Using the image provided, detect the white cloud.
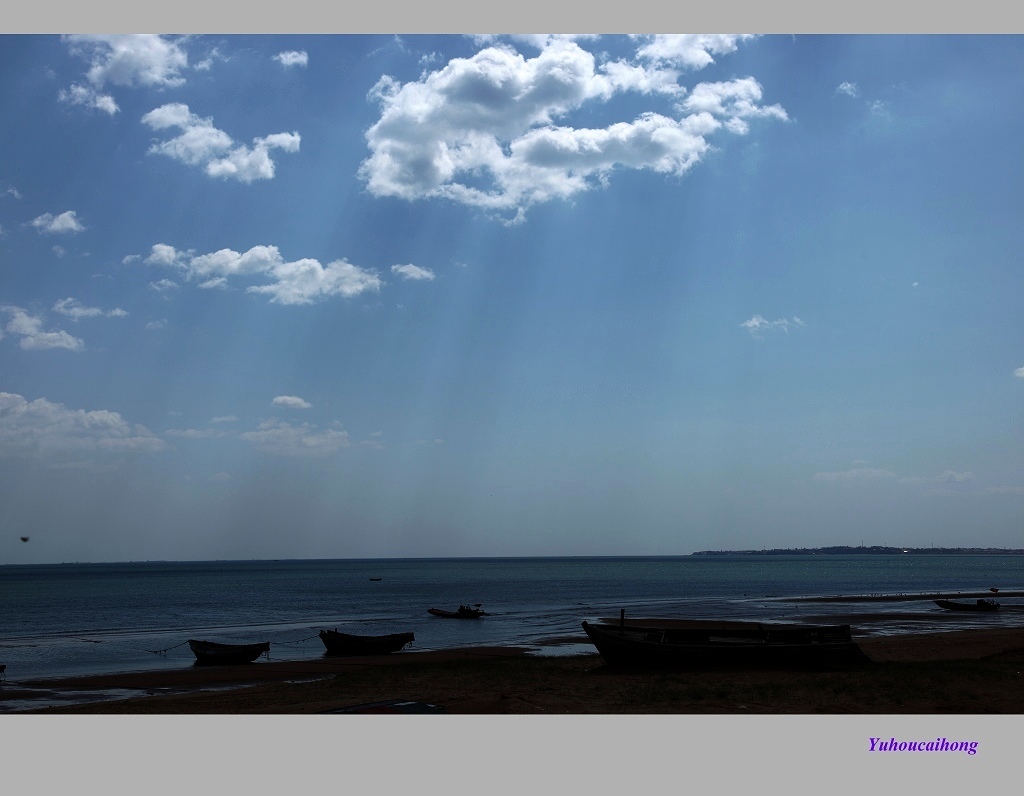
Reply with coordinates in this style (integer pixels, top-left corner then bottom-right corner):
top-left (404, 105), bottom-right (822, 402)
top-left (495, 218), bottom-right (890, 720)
top-left (142, 103), bottom-right (300, 182)
top-left (165, 427), bottom-right (225, 439)
top-left (836, 81), bottom-right (859, 97)
top-left (813, 468), bottom-right (897, 482)
top-left (211, 415), bottom-right (238, 424)
top-left (633, 34), bottom-right (757, 69)
top-left (272, 395), bottom-right (312, 409)
top-left (1, 306), bottom-right (84, 351)
top-left (0, 391), bottom-right (166, 456)
top-left (141, 243), bottom-right (382, 305)
top-left (240, 419), bottom-right (349, 456)
top-left (391, 263), bottom-right (436, 281)
top-left (148, 278), bottom-right (180, 293)
top-left (1014, 367), bottom-right (1024, 378)
top-left (740, 314), bottom-right (805, 337)
top-left (936, 470), bottom-right (975, 484)
top-left (145, 319), bottom-right (168, 330)
top-left (274, 50), bottom-right (309, 68)
top-left (58, 83), bottom-right (119, 114)
top-left (63, 34), bottom-right (188, 89)
top-left (31, 211), bottom-right (85, 234)
top-left (4, 186), bottom-right (22, 199)
top-left (52, 297), bottom-right (128, 321)
top-left (360, 36), bottom-right (784, 222)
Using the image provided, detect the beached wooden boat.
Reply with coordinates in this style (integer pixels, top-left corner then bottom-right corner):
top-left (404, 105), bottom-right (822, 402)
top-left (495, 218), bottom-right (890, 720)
top-left (319, 628), bottom-right (414, 656)
top-left (581, 620), bottom-right (868, 669)
top-left (934, 598), bottom-right (1000, 612)
top-left (428, 605), bottom-right (486, 619)
top-left (188, 639), bottom-right (270, 665)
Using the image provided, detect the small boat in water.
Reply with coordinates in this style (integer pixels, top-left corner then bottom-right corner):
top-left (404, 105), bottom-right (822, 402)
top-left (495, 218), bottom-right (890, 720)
top-left (581, 620), bottom-right (868, 670)
top-left (188, 639), bottom-right (271, 665)
top-left (934, 598), bottom-right (1000, 612)
top-left (428, 605), bottom-right (486, 619)
top-left (319, 628), bottom-right (414, 656)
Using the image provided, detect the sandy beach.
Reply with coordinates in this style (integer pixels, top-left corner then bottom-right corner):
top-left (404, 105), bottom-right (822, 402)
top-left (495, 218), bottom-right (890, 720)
top-left (5, 622), bottom-right (1023, 714)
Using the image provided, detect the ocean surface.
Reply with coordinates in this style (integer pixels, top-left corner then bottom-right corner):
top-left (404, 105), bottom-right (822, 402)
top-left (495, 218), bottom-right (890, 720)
top-left (2, 555), bottom-right (1023, 710)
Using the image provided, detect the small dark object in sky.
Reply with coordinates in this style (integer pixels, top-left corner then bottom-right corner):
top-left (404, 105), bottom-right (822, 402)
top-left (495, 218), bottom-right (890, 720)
top-left (20, 536), bottom-right (29, 542)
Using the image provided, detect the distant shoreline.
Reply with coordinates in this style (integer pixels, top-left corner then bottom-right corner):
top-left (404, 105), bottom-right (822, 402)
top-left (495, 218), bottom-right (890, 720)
top-left (691, 546), bottom-right (1024, 556)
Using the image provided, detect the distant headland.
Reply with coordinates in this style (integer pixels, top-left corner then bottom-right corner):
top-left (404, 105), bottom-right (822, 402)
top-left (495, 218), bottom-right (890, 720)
top-left (691, 545), bottom-right (1024, 556)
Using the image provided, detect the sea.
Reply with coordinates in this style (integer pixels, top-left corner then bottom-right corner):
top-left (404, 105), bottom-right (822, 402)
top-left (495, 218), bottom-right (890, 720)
top-left (2, 554), bottom-right (1023, 711)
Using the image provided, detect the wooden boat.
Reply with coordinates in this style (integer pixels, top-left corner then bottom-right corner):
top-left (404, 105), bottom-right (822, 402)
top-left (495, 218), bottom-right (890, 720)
top-left (934, 598), bottom-right (1000, 612)
top-left (428, 605), bottom-right (486, 619)
top-left (581, 620), bottom-right (869, 669)
top-left (319, 628), bottom-right (414, 656)
top-left (188, 639), bottom-right (270, 665)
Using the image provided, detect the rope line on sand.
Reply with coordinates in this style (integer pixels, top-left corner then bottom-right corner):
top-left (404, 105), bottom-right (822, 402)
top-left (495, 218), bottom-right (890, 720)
top-left (147, 639), bottom-right (191, 655)
top-left (272, 634), bottom-right (321, 646)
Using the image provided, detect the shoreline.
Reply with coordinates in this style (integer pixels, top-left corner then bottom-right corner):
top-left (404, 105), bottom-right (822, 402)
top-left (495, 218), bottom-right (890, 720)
top-left (5, 622), bottom-right (1024, 714)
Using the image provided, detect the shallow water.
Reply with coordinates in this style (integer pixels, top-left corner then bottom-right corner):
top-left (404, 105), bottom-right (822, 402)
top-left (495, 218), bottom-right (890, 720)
top-left (2, 555), bottom-right (1022, 699)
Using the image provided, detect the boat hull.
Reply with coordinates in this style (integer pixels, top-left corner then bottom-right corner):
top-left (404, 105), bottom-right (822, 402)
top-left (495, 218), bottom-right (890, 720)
top-left (934, 599), bottom-right (1000, 612)
top-left (581, 621), bottom-right (869, 670)
top-left (188, 640), bottom-right (270, 666)
top-left (319, 629), bottom-right (414, 656)
top-left (427, 607), bottom-right (485, 618)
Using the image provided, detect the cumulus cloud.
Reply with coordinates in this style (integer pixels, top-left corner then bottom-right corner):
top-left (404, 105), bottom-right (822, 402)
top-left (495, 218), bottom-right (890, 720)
top-left (63, 34), bottom-right (188, 89)
top-left (210, 415), bottom-right (238, 424)
top-left (52, 297), bottom-right (128, 321)
top-left (240, 419), bottom-right (349, 456)
top-left (1, 306), bottom-right (84, 351)
top-left (360, 36), bottom-right (785, 222)
top-left (1014, 367), bottom-right (1024, 378)
top-left (391, 263), bottom-right (436, 281)
top-left (836, 81), bottom-right (859, 97)
top-left (58, 83), bottom-right (119, 114)
top-left (0, 391), bottom-right (166, 456)
top-left (274, 50), bottom-right (308, 68)
top-left (740, 315), bottom-right (805, 337)
top-left (272, 395), bottom-right (312, 409)
top-left (31, 211), bottom-right (85, 234)
top-left (142, 103), bottom-right (300, 182)
top-left (141, 243), bottom-right (382, 305)
top-left (633, 34), bottom-right (756, 68)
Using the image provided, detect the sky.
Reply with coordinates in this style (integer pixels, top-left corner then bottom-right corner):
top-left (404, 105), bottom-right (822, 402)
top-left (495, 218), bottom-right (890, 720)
top-left (1, 33), bottom-right (1023, 564)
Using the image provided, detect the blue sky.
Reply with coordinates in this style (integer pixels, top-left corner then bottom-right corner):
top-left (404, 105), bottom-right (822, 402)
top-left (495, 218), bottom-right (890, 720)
top-left (1, 34), bottom-right (1023, 563)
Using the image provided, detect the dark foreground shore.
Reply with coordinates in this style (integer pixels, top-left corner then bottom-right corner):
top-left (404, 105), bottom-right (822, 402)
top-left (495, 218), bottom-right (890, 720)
top-left (7, 623), bottom-right (1024, 714)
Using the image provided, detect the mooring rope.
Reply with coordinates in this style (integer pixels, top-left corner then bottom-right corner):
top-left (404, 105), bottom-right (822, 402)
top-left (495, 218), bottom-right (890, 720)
top-left (272, 633), bottom-right (321, 646)
top-left (147, 639), bottom-right (191, 655)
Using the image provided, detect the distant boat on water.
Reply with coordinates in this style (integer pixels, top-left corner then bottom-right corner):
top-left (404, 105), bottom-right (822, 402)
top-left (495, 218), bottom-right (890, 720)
top-left (188, 639), bottom-right (270, 665)
top-left (428, 605), bottom-right (486, 619)
top-left (369, 577), bottom-right (382, 581)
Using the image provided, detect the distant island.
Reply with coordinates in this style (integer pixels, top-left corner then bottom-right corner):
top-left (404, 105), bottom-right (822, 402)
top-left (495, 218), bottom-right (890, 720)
top-left (691, 545), bottom-right (1024, 556)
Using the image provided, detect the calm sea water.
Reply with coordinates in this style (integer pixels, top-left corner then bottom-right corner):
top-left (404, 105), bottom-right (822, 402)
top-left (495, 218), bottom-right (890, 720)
top-left (2, 555), bottom-right (1023, 696)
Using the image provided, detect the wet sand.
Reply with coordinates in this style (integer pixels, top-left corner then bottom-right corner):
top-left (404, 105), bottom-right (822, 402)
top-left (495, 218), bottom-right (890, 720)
top-left (5, 622), bottom-right (1024, 714)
